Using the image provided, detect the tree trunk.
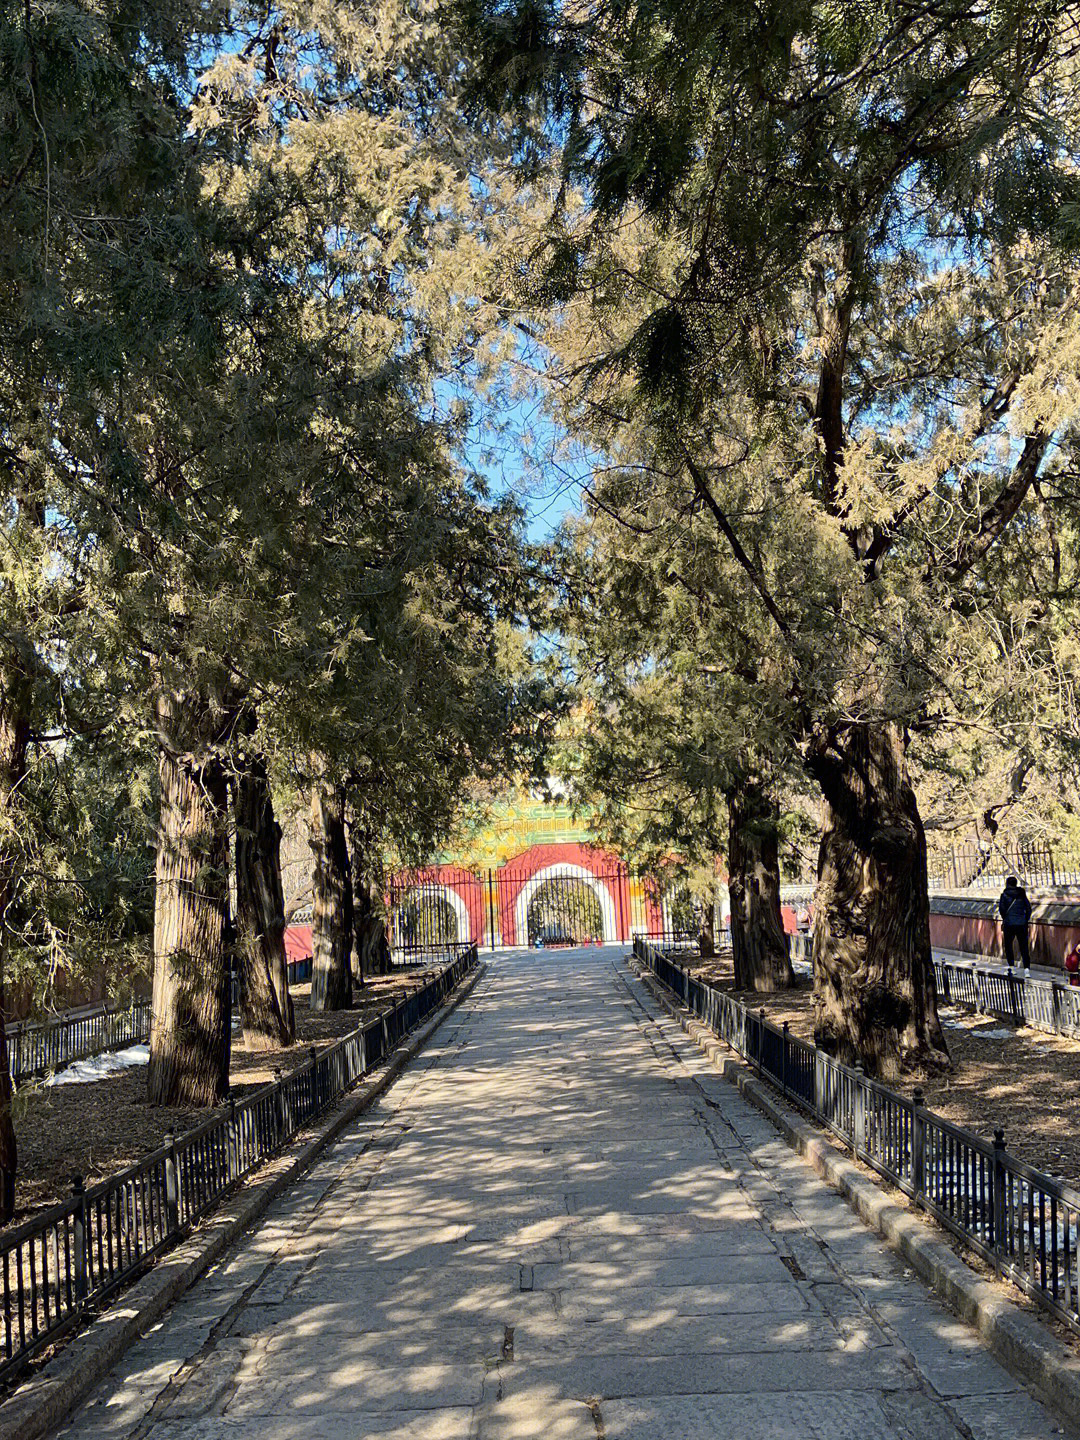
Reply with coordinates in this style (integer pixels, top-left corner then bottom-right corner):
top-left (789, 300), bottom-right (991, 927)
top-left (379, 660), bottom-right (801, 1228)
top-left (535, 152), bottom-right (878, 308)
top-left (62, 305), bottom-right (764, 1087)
top-left (350, 826), bottom-right (392, 985)
top-left (147, 696), bottom-right (232, 1107)
top-left (806, 720), bottom-right (950, 1080)
top-left (696, 896), bottom-right (716, 957)
top-left (309, 782), bottom-right (352, 1011)
top-left (728, 785), bottom-right (793, 992)
top-left (0, 667), bottom-right (30, 1221)
top-left (234, 753), bottom-right (293, 1048)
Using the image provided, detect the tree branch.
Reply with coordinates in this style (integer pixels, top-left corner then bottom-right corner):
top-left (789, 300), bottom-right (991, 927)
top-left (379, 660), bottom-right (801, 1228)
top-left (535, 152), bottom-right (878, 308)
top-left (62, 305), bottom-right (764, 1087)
top-left (680, 451), bottom-right (794, 646)
top-left (944, 430), bottom-right (1049, 583)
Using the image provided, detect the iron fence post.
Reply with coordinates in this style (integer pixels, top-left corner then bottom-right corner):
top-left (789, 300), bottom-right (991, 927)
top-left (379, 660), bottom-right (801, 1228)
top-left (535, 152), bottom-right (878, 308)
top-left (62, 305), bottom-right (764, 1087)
top-left (757, 1009), bottom-right (766, 1074)
top-left (993, 1129), bottom-right (1007, 1259)
top-left (912, 1087), bottom-right (925, 1199)
top-left (228, 1097), bottom-right (239, 1182)
top-left (72, 1175), bottom-right (88, 1303)
top-left (781, 1022), bottom-right (789, 1095)
top-left (853, 1065), bottom-right (867, 1160)
top-left (164, 1133), bottom-right (179, 1234)
top-left (273, 1067), bottom-right (285, 1144)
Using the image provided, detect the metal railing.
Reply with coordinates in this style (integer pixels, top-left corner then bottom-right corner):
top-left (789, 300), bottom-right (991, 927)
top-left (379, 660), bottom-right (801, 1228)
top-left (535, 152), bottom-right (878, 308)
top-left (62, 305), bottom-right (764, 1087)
top-left (928, 840), bottom-right (1080, 892)
top-left (6, 1002), bottom-right (152, 1088)
top-left (634, 937), bottom-right (1080, 1334)
top-left (10, 961), bottom-right (319, 1087)
top-left (934, 956), bottom-right (1080, 1038)
top-left (0, 945), bottom-right (477, 1382)
top-left (635, 928), bottom-right (734, 955)
top-left (389, 940), bottom-right (478, 968)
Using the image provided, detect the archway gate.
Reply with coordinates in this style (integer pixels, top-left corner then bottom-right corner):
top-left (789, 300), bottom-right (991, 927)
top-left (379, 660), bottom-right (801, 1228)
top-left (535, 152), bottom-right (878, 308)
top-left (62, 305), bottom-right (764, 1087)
top-left (387, 843), bottom-right (668, 954)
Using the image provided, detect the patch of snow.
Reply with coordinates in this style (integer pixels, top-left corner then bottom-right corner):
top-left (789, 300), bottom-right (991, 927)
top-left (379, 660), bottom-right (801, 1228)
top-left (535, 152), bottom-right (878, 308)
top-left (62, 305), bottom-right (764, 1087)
top-left (940, 1020), bottom-right (1016, 1038)
top-left (44, 1044), bottom-right (149, 1086)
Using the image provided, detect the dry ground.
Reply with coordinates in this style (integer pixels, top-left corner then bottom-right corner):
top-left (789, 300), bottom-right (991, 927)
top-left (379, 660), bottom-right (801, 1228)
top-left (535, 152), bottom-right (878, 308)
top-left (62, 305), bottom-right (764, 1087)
top-left (15, 968), bottom-right (440, 1224)
top-left (683, 952), bottom-right (1080, 1186)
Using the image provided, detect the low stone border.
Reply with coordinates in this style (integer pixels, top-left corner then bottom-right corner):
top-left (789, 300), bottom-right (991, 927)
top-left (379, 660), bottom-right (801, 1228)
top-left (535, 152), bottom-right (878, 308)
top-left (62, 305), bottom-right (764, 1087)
top-left (0, 961), bottom-right (486, 1440)
top-left (628, 955), bottom-right (1080, 1431)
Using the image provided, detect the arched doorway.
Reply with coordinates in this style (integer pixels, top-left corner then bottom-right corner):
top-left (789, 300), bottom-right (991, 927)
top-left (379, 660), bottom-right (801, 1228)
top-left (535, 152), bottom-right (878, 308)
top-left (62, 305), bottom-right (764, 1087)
top-left (392, 885), bottom-right (469, 952)
top-left (514, 864), bottom-right (618, 946)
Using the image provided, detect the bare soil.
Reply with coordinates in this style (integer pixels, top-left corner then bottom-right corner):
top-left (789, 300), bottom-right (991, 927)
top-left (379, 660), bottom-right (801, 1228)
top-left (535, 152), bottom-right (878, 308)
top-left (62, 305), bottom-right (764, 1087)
top-left (682, 952), bottom-right (1080, 1186)
top-left (15, 969), bottom-right (441, 1224)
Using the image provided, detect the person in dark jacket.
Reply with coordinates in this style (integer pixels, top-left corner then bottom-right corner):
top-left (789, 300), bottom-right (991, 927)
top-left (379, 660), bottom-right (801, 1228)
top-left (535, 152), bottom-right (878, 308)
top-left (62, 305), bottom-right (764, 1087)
top-left (998, 877), bottom-right (1033, 972)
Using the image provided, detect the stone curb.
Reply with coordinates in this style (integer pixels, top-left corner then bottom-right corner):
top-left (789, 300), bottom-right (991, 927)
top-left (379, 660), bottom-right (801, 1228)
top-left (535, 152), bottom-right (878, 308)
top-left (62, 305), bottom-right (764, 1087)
top-left (628, 956), bottom-right (1080, 1431)
top-left (0, 961), bottom-right (487, 1440)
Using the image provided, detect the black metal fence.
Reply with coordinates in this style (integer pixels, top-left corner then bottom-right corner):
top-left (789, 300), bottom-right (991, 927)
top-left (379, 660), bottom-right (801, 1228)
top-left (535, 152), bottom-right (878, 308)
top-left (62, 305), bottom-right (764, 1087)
top-left (386, 863), bottom-right (674, 954)
top-left (935, 956), bottom-right (1080, 1038)
top-left (0, 946), bottom-right (477, 1382)
top-left (286, 957), bottom-right (312, 985)
top-left (386, 940), bottom-right (477, 969)
top-left (635, 937), bottom-right (1080, 1334)
top-left (6, 1001), bottom-right (152, 1088)
top-left (929, 841), bottom-right (1080, 892)
top-left (636, 928), bottom-right (734, 955)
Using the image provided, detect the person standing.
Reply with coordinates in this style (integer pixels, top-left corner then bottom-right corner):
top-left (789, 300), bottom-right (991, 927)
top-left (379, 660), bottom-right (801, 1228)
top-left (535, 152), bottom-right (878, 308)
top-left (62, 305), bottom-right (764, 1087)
top-left (998, 876), bottom-right (1033, 973)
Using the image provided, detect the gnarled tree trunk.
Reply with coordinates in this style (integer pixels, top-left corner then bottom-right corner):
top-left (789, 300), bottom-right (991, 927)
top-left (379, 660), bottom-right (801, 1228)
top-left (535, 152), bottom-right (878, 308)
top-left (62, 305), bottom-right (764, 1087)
top-left (695, 894), bottom-right (716, 957)
top-left (309, 782), bottom-right (352, 1011)
top-left (350, 826), bottom-right (391, 984)
top-left (234, 753), bottom-right (293, 1048)
top-left (0, 666), bottom-right (31, 1221)
top-left (728, 784), bottom-right (793, 992)
top-left (806, 720), bottom-right (949, 1080)
top-left (147, 695), bottom-right (231, 1107)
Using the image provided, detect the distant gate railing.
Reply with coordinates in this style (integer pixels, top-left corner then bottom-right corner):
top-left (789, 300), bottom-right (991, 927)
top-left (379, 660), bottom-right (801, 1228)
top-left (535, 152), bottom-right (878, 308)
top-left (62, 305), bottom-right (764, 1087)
top-left (6, 1001), bottom-right (152, 1088)
top-left (928, 840), bottom-right (1080, 891)
top-left (934, 956), bottom-right (1080, 1038)
top-left (0, 946), bottom-right (477, 1382)
top-left (387, 863), bottom-right (710, 953)
top-left (634, 937), bottom-right (1080, 1335)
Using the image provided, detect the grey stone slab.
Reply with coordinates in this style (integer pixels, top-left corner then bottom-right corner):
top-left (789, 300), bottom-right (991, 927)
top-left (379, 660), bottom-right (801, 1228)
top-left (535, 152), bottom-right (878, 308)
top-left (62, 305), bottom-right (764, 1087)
top-left (563, 1225), bottom-right (776, 1261)
top-left (601, 1390), bottom-right (965, 1440)
top-left (477, 1395), bottom-right (597, 1438)
top-left (871, 1300), bottom-right (1030, 1397)
top-left (497, 1348), bottom-right (910, 1399)
top-left (54, 1384), bottom-right (162, 1440)
top-left (262, 1322), bottom-right (508, 1367)
top-left (513, 1309), bottom-right (883, 1358)
top-left (555, 1281), bottom-right (811, 1319)
top-left (223, 1362), bottom-right (486, 1415)
top-left (150, 1412), bottom-right (476, 1439)
top-left (950, 1392), bottom-right (1070, 1439)
top-left (531, 1253), bottom-right (791, 1290)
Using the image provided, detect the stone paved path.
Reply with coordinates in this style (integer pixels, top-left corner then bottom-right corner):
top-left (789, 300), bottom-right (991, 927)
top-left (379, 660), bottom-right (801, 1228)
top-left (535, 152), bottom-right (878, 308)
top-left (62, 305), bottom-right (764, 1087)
top-left (58, 947), bottom-right (1071, 1440)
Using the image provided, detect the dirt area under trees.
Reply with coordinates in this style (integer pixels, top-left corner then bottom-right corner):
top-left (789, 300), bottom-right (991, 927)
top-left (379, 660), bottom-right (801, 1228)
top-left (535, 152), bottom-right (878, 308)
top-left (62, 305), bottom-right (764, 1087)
top-left (14, 968), bottom-right (442, 1224)
top-left (682, 953), bottom-right (1080, 1186)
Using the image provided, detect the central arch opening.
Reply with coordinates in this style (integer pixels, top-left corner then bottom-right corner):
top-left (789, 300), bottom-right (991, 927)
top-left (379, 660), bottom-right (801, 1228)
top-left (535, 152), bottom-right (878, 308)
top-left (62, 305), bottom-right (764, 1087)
top-left (527, 876), bottom-right (604, 946)
top-left (395, 889), bottom-right (460, 950)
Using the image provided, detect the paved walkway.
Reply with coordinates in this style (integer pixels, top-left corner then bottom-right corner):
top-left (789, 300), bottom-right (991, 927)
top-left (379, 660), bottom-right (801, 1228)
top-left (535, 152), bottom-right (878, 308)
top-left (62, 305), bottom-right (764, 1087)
top-left (59, 948), bottom-right (1069, 1440)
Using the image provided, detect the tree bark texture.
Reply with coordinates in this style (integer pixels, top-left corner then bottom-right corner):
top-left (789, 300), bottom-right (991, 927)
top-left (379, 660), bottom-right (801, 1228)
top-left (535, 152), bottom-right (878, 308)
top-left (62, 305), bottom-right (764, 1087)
top-left (728, 785), bottom-right (793, 993)
top-left (147, 697), bottom-right (232, 1107)
top-left (806, 720), bottom-right (949, 1080)
top-left (309, 783), bottom-right (353, 1011)
top-left (349, 828), bottom-right (391, 983)
top-left (234, 755), bottom-right (293, 1048)
top-left (0, 665), bottom-right (30, 1221)
top-left (696, 896), bottom-right (716, 958)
